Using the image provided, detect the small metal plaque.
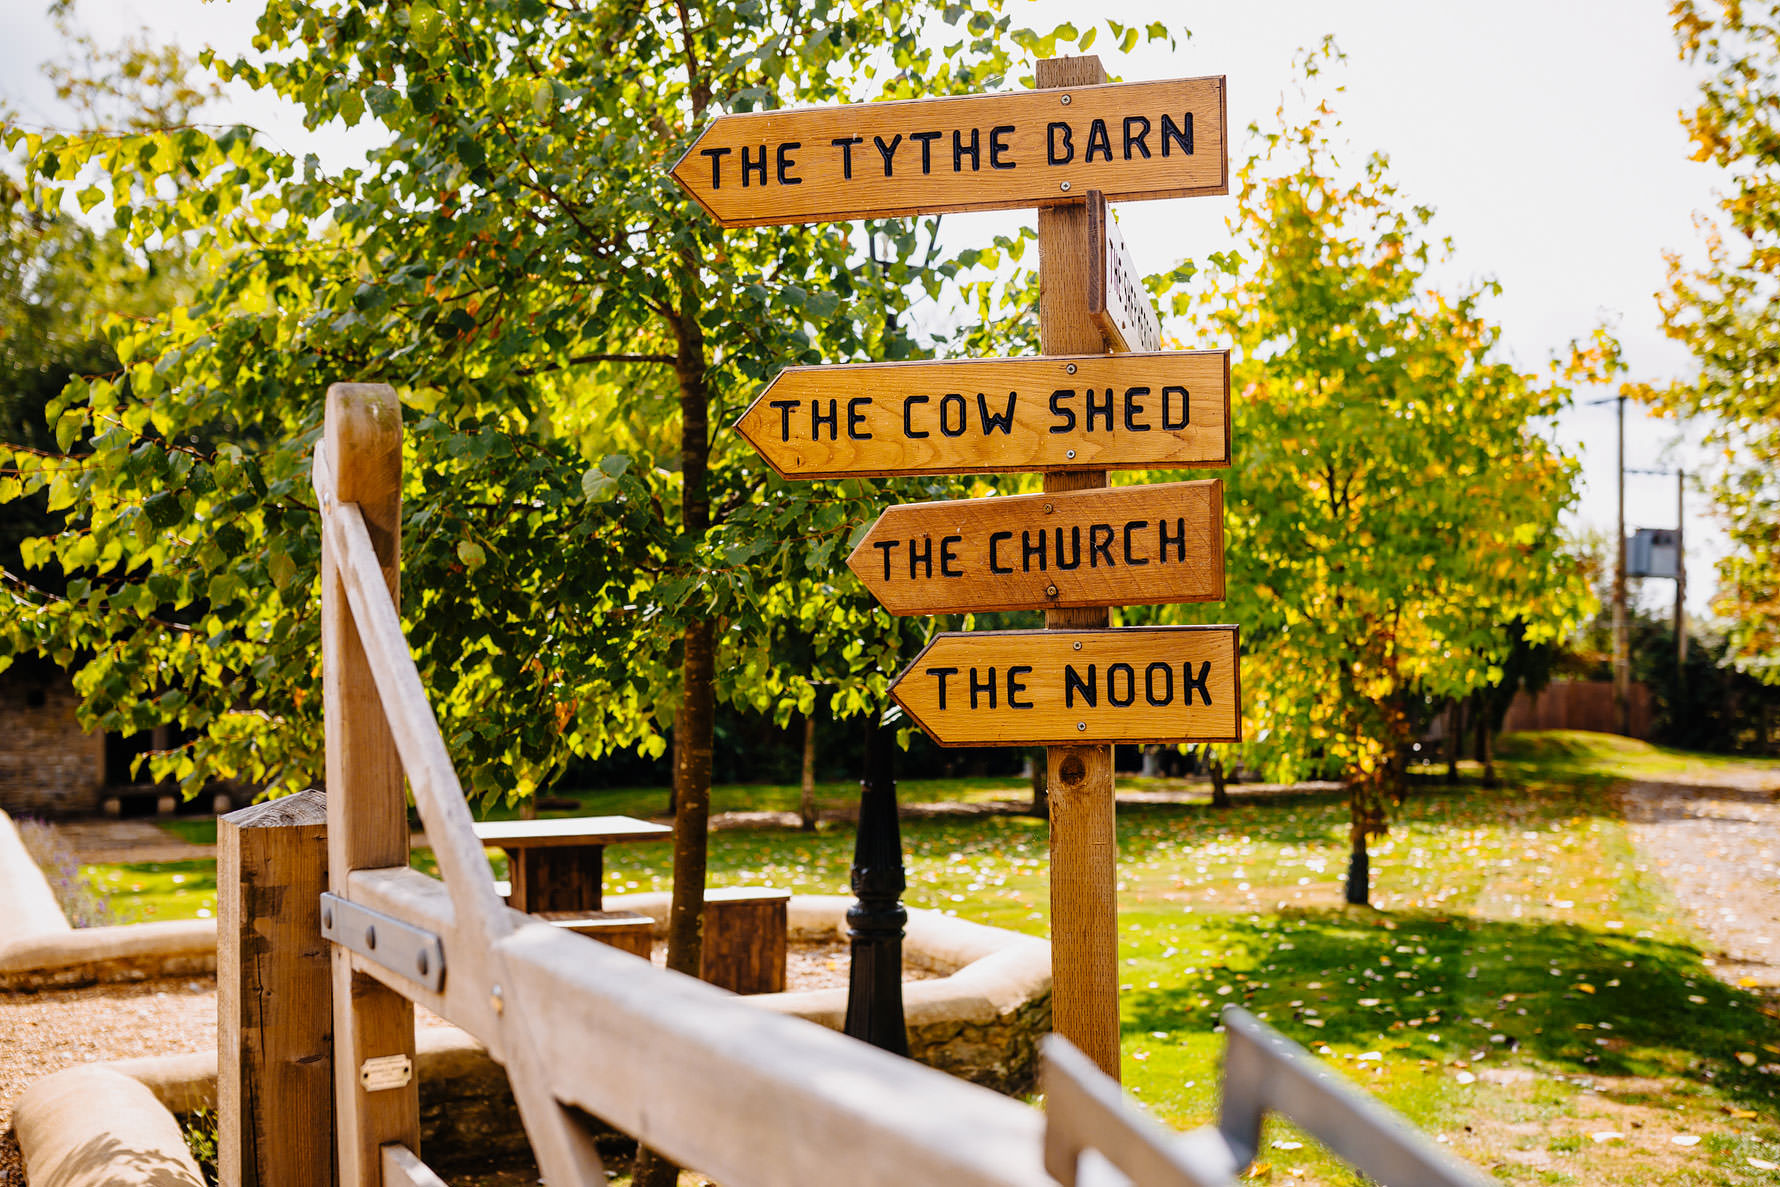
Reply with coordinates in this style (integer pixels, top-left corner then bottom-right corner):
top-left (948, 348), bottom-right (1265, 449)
top-left (320, 891), bottom-right (446, 992)
top-left (360, 1054), bottom-right (413, 1092)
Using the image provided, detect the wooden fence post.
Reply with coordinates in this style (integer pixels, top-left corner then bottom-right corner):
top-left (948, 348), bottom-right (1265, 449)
top-left (1036, 53), bottom-right (1122, 1082)
top-left (217, 789), bottom-right (333, 1187)
top-left (322, 381), bottom-right (421, 1184)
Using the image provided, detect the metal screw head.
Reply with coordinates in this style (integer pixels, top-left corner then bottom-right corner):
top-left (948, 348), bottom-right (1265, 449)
top-left (1060, 181), bottom-right (1072, 192)
top-left (1065, 363), bottom-right (1077, 375)
top-left (1066, 449), bottom-right (1077, 460)
top-left (1046, 584), bottom-right (1059, 598)
top-left (1060, 94), bottom-right (1072, 105)
top-left (1043, 502), bottom-right (1054, 514)
top-left (1073, 641), bottom-right (1083, 651)
top-left (490, 984), bottom-right (505, 1016)
top-left (364, 925), bottom-right (377, 950)
top-left (1077, 722), bottom-right (1087, 731)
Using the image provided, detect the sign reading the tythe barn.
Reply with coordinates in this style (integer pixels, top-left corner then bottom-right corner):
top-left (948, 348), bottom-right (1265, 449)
top-left (848, 480), bottom-right (1223, 615)
top-left (736, 351), bottom-right (1229, 478)
top-left (1089, 192), bottom-right (1163, 354)
top-left (671, 76), bottom-right (1227, 227)
top-left (889, 626), bottom-right (1240, 747)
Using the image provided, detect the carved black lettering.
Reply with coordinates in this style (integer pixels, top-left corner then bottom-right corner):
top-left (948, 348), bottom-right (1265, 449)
top-left (1089, 523), bottom-right (1115, 567)
top-left (1007, 665), bottom-right (1034, 709)
top-left (873, 539), bottom-right (898, 581)
top-left (873, 133), bottom-right (903, 176)
top-left (1065, 664), bottom-right (1096, 708)
top-left (770, 399), bottom-right (798, 440)
top-left (978, 391), bottom-right (1016, 435)
top-left (1182, 660), bottom-right (1212, 705)
top-left (741, 144), bottom-right (768, 187)
top-left (1145, 662), bottom-right (1173, 707)
top-left (811, 399), bottom-right (838, 441)
top-left (969, 666), bottom-right (996, 710)
top-left (940, 534), bottom-right (963, 578)
top-left (1123, 520), bottom-right (1149, 566)
top-left (989, 531), bottom-right (1013, 574)
top-left (990, 124), bottom-right (1015, 169)
top-left (1108, 662), bottom-right (1135, 707)
top-left (700, 146), bottom-right (732, 188)
top-left (910, 130), bottom-right (942, 174)
top-left (1049, 388), bottom-right (1077, 433)
top-left (903, 395), bottom-right (930, 439)
top-left (1085, 387), bottom-right (1113, 432)
top-left (1125, 385), bottom-right (1151, 432)
top-left (939, 393), bottom-right (967, 438)
top-left (776, 141), bottom-right (802, 185)
top-left (952, 128), bottom-right (980, 172)
top-left (909, 536), bottom-right (932, 580)
top-left (846, 397), bottom-right (871, 440)
top-left (1084, 118), bottom-right (1112, 163)
top-left (1047, 121), bottom-right (1074, 165)
top-left (1054, 525), bottom-right (1082, 571)
top-left (1122, 115), bottom-right (1151, 160)
top-left (831, 136), bottom-right (863, 179)
top-left (1162, 385), bottom-right (1190, 431)
top-left (1158, 517), bottom-right (1186, 563)
top-left (1021, 529), bottom-right (1047, 573)
top-left (1161, 114), bottom-right (1193, 157)
top-left (927, 666), bottom-right (957, 710)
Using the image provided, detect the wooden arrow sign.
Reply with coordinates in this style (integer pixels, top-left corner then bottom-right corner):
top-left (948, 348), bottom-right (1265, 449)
top-left (890, 626), bottom-right (1240, 747)
top-left (848, 480), bottom-right (1223, 615)
top-left (671, 76), bottom-right (1227, 227)
top-left (736, 351), bottom-right (1229, 479)
top-left (1089, 192), bottom-right (1163, 354)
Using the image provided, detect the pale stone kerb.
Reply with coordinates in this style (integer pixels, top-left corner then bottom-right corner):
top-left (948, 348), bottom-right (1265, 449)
top-left (13, 1065), bottom-right (205, 1187)
top-left (0, 919), bottom-right (217, 991)
top-left (0, 808), bottom-right (74, 943)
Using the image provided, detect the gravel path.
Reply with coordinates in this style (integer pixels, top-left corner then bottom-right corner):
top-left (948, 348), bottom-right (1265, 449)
top-left (1621, 767), bottom-right (1780, 990)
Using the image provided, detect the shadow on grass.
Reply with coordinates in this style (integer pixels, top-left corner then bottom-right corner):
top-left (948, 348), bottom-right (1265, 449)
top-left (1121, 908), bottom-right (1780, 1112)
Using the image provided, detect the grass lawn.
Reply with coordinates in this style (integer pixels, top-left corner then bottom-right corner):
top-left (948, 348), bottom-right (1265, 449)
top-left (83, 731), bottom-right (1780, 1183)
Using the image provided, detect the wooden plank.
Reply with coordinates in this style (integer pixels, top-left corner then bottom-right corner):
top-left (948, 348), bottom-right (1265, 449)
top-left (507, 845), bottom-right (605, 913)
top-left (471, 816), bottom-right (672, 847)
top-left (1037, 54), bottom-right (1125, 1086)
top-left (671, 74), bottom-right (1226, 227)
top-left (735, 350), bottom-right (1229, 479)
top-left (217, 790), bottom-right (333, 1187)
top-left (1088, 192), bottom-right (1163, 354)
top-left (847, 479), bottom-right (1223, 615)
top-left (381, 1143), bottom-right (450, 1187)
top-left (319, 383), bottom-right (421, 1186)
top-left (700, 890), bottom-right (789, 995)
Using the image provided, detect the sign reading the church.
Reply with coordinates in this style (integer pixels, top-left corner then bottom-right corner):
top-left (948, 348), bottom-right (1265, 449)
top-left (671, 76), bottom-right (1227, 227)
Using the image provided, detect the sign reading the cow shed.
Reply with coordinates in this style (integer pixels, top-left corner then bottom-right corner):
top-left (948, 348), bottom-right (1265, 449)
top-left (671, 76), bottom-right (1227, 227)
top-left (848, 480), bottom-right (1223, 615)
top-left (736, 351), bottom-right (1229, 478)
top-left (890, 626), bottom-right (1240, 747)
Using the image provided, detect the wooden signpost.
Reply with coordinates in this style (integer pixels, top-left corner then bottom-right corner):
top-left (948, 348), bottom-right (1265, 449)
top-left (889, 627), bottom-right (1240, 747)
top-left (735, 351), bottom-right (1230, 479)
top-left (1088, 192), bottom-right (1163, 354)
top-left (701, 54), bottom-right (1237, 1085)
top-left (847, 480), bottom-right (1224, 615)
top-left (671, 76), bottom-right (1227, 227)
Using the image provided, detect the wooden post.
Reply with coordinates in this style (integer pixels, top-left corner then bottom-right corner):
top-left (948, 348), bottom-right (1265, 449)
top-left (217, 789), bottom-right (333, 1187)
top-left (322, 382), bottom-right (421, 1184)
top-left (1037, 53), bottom-right (1121, 1082)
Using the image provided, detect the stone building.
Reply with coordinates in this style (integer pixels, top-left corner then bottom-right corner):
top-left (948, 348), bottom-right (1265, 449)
top-left (1, 661), bottom-right (106, 817)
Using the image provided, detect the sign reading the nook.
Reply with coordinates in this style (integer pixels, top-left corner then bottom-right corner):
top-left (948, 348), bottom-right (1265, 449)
top-left (735, 351), bottom-right (1229, 478)
top-left (1088, 192), bottom-right (1163, 354)
top-left (889, 626), bottom-right (1240, 747)
top-left (671, 76), bottom-right (1227, 227)
top-left (848, 480), bottom-right (1224, 615)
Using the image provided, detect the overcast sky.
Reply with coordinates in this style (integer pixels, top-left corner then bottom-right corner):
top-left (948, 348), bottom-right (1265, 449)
top-left (3, 0), bottom-right (1731, 617)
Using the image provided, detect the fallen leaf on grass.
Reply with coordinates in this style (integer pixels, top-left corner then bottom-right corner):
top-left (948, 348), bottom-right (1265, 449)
top-left (1590, 1132), bottom-right (1624, 1143)
top-left (1738, 1052), bottom-right (1759, 1067)
top-left (1749, 1157), bottom-right (1778, 1170)
top-left (1672, 1135), bottom-right (1701, 1147)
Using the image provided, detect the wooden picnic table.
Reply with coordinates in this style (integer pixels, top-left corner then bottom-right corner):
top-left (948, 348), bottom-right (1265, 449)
top-left (470, 815), bottom-right (670, 913)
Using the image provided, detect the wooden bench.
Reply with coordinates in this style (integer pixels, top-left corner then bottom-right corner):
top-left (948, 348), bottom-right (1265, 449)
top-left (539, 910), bottom-right (654, 959)
top-left (701, 887), bottom-right (790, 995)
top-left (465, 815), bottom-right (671, 912)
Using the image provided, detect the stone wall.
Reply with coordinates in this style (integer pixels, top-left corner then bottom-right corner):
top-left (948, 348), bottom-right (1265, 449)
top-left (0, 672), bottom-right (105, 817)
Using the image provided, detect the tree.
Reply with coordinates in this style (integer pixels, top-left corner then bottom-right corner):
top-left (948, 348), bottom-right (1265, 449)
top-left (1653, 0), bottom-right (1780, 684)
top-left (1150, 48), bottom-right (1596, 904)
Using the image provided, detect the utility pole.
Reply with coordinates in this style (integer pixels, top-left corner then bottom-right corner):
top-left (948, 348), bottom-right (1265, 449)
top-left (1613, 393), bottom-right (1630, 737)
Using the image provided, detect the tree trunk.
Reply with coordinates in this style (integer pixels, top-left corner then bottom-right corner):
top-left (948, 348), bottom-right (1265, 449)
top-left (1477, 710), bottom-right (1497, 789)
top-left (1345, 818), bottom-right (1370, 906)
top-left (1029, 747), bottom-right (1048, 816)
top-left (799, 711), bottom-right (817, 831)
top-left (1445, 697), bottom-right (1461, 784)
top-left (1209, 752), bottom-right (1230, 809)
top-left (634, 248), bottom-right (716, 1187)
